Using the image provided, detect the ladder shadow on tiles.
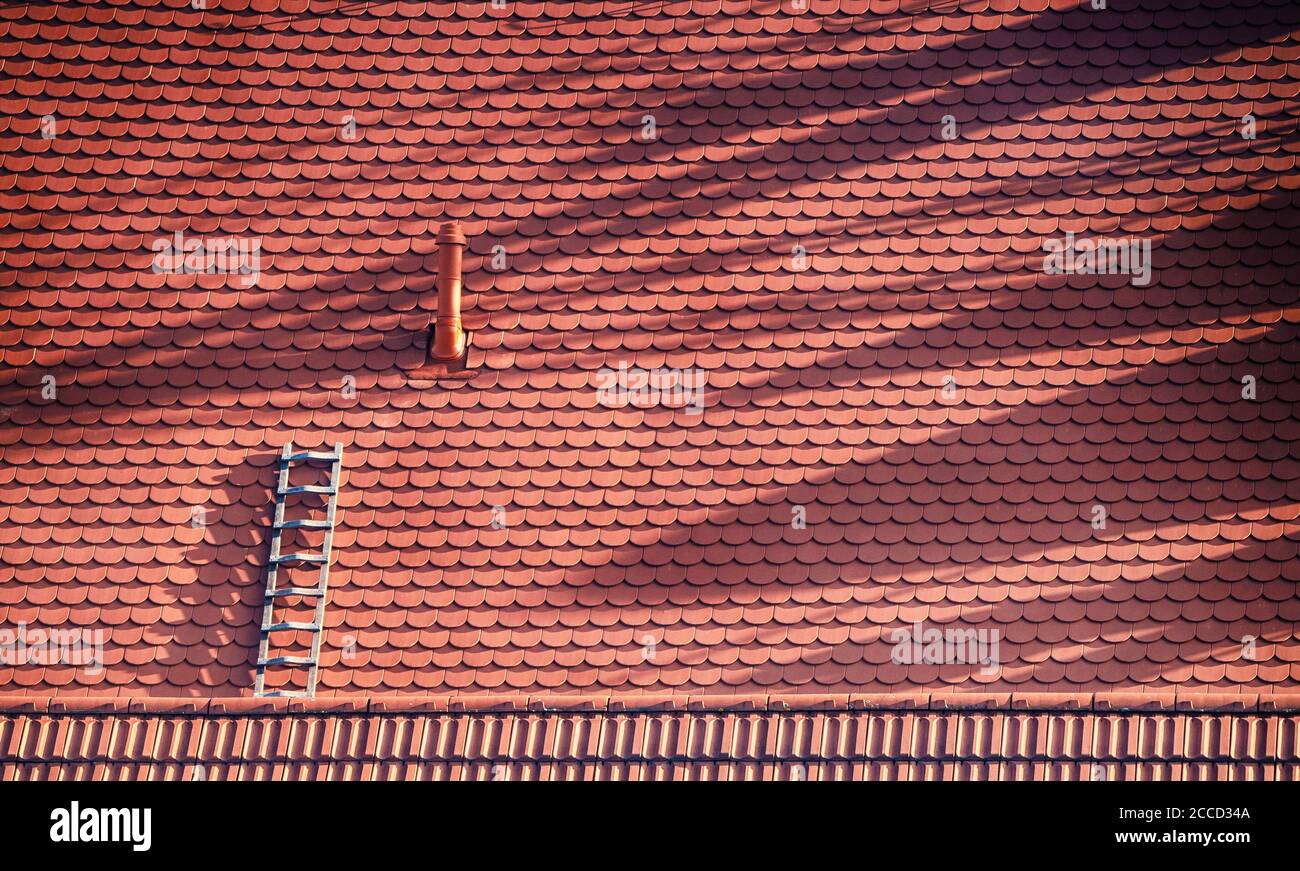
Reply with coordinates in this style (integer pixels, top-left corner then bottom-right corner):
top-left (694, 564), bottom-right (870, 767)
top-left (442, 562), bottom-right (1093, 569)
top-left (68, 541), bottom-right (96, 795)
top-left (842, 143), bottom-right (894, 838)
top-left (161, 460), bottom-right (266, 699)
top-left (255, 440), bottom-right (344, 699)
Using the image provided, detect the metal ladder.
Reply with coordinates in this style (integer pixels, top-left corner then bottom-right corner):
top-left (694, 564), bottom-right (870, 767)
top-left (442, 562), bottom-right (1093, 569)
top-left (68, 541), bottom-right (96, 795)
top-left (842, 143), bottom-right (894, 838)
top-left (254, 440), bottom-right (344, 698)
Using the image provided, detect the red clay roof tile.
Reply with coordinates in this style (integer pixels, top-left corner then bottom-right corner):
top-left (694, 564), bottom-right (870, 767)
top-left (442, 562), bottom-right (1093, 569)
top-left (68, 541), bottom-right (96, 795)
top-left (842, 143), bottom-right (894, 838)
top-left (0, 0), bottom-right (1298, 721)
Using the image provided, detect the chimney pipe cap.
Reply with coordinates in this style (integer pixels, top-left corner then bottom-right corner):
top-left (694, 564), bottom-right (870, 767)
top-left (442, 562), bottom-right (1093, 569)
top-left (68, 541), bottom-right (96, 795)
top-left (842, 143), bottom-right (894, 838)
top-left (438, 221), bottom-right (467, 247)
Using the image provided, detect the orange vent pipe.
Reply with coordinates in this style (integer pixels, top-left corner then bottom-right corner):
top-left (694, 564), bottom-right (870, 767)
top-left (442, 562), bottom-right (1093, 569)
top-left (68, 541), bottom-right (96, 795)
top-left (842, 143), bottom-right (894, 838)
top-left (430, 221), bottom-right (467, 361)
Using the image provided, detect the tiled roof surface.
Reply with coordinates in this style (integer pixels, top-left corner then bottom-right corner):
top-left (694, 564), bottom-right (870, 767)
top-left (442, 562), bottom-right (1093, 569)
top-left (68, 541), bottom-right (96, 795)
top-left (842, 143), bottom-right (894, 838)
top-left (3, 695), bottom-right (1296, 781)
top-left (2, 0), bottom-right (1300, 706)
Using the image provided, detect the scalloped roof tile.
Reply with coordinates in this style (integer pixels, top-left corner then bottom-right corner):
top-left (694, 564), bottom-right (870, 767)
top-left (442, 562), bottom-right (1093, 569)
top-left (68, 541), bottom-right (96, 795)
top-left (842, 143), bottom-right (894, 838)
top-left (0, 0), bottom-right (1298, 713)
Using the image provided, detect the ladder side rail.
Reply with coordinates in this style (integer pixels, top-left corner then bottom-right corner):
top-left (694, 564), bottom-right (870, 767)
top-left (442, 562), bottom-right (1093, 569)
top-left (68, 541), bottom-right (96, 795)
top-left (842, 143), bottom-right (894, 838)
top-left (306, 443), bottom-right (344, 697)
top-left (256, 441), bottom-right (295, 697)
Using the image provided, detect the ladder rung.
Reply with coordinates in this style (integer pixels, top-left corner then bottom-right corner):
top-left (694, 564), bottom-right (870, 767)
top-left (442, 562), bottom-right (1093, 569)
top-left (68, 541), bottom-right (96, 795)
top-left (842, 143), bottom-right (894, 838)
top-left (258, 655), bottom-right (316, 667)
top-left (266, 586), bottom-right (326, 599)
top-left (279, 485), bottom-right (336, 496)
top-left (274, 518), bottom-right (331, 529)
top-left (270, 552), bottom-right (327, 563)
top-left (257, 690), bottom-right (313, 699)
top-left (283, 450), bottom-right (340, 462)
top-left (264, 621), bottom-right (322, 633)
